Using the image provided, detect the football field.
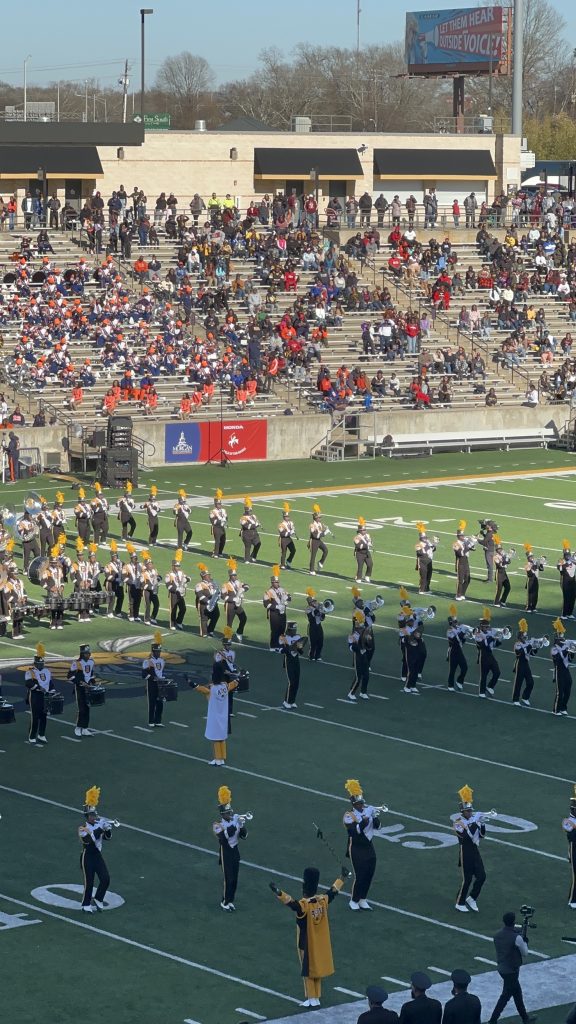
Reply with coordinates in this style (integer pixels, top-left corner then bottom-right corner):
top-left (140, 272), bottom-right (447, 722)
top-left (2, 449), bottom-right (576, 1024)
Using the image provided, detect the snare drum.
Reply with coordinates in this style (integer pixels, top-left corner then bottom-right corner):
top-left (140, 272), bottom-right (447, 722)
top-left (158, 679), bottom-right (178, 702)
top-left (236, 669), bottom-right (250, 693)
top-left (47, 692), bottom-right (64, 716)
top-left (0, 702), bottom-right (16, 725)
top-left (87, 684), bottom-right (106, 707)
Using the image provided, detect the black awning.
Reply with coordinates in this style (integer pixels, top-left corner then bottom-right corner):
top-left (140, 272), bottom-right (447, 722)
top-left (373, 148), bottom-right (496, 180)
top-left (254, 147), bottom-right (363, 180)
top-left (0, 145), bottom-right (103, 179)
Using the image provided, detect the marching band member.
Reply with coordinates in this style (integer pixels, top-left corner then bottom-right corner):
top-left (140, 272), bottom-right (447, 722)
top-left (511, 619), bottom-right (536, 707)
top-left (524, 543), bottom-right (543, 612)
top-left (562, 785), bottom-right (576, 909)
top-left (453, 784), bottom-right (487, 913)
top-left (142, 552), bottom-right (160, 624)
top-left (558, 541), bottom-right (576, 619)
top-left (213, 626), bottom-right (242, 724)
top-left (263, 566), bottom-right (291, 651)
top-left (37, 498), bottom-right (54, 557)
top-left (165, 550), bottom-right (189, 631)
top-left (279, 502), bottom-right (297, 569)
top-left (214, 785), bottom-right (248, 911)
top-left (494, 536), bottom-right (512, 607)
top-left (446, 605), bottom-right (468, 691)
top-left (308, 504), bottom-right (329, 575)
top-left (352, 587), bottom-right (376, 632)
top-left (354, 518), bottom-right (373, 583)
top-left (404, 622), bottom-right (427, 695)
top-left (270, 865), bottom-right (347, 1007)
top-left (71, 539), bottom-right (92, 622)
top-left (195, 563), bottom-right (220, 638)
top-left (305, 588), bottom-right (325, 661)
top-left (343, 778), bottom-right (380, 911)
top-left (68, 643), bottom-right (97, 737)
top-left (475, 608), bottom-right (502, 698)
top-left (79, 786), bottom-right (114, 913)
top-left (551, 618), bottom-right (573, 716)
top-left (87, 543), bottom-right (102, 614)
top-left (477, 518), bottom-right (497, 583)
top-left (192, 668), bottom-right (238, 765)
top-left (117, 482), bottom-right (136, 540)
top-left (8, 563), bottom-right (28, 639)
top-left (280, 621), bottom-right (306, 709)
top-left (51, 491), bottom-right (66, 542)
top-left (140, 485), bottom-right (160, 546)
top-left (25, 643), bottom-right (55, 744)
top-left (0, 559), bottom-right (13, 638)
top-left (174, 488), bottom-right (192, 550)
top-left (17, 508), bottom-right (40, 571)
top-left (104, 540), bottom-right (124, 618)
top-left (209, 489), bottom-right (227, 558)
top-left (453, 521), bottom-right (473, 601)
top-left (74, 488), bottom-right (92, 543)
top-left (142, 632), bottom-right (166, 727)
top-left (123, 544), bottom-right (143, 622)
top-left (221, 559), bottom-right (247, 642)
top-left (347, 612), bottom-right (373, 701)
top-left (42, 544), bottom-right (65, 630)
top-left (415, 522), bottom-right (436, 594)
top-left (90, 483), bottom-right (109, 544)
top-left (239, 497), bottom-right (261, 563)
top-left (397, 588), bottom-right (413, 683)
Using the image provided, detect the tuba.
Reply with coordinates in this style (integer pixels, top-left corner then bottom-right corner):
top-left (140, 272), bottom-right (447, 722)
top-left (24, 492), bottom-right (42, 516)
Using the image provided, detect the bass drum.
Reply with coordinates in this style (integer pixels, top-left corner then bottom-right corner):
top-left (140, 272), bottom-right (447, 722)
top-left (236, 669), bottom-right (250, 693)
top-left (28, 556), bottom-right (50, 586)
top-left (87, 684), bottom-right (106, 707)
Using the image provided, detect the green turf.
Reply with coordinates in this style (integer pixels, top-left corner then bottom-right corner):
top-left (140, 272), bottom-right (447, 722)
top-left (2, 449), bottom-right (576, 1024)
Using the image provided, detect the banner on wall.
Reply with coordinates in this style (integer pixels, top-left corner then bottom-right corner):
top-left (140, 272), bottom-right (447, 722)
top-left (164, 420), bottom-right (268, 463)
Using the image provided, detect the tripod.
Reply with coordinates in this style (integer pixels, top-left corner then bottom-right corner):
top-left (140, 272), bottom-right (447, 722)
top-left (204, 387), bottom-right (231, 467)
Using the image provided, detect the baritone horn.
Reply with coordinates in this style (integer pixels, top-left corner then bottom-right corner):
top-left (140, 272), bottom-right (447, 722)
top-left (365, 595), bottom-right (385, 612)
top-left (237, 812), bottom-right (253, 824)
top-left (97, 817), bottom-right (121, 829)
top-left (322, 599), bottom-right (335, 613)
top-left (413, 605), bottom-right (436, 620)
top-left (478, 809), bottom-right (498, 822)
top-left (492, 627), bottom-right (512, 640)
top-left (530, 635), bottom-right (549, 649)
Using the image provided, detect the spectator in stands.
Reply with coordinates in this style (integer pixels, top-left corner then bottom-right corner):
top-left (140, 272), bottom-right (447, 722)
top-left (485, 387), bottom-right (498, 406)
top-left (11, 405), bottom-right (25, 426)
top-left (374, 194), bottom-right (389, 227)
top-left (345, 195), bottom-right (359, 228)
top-left (452, 198), bottom-right (460, 227)
top-left (134, 256), bottom-right (149, 283)
top-left (524, 382), bottom-right (539, 407)
top-left (438, 376), bottom-right (452, 404)
top-left (359, 192), bottom-right (372, 227)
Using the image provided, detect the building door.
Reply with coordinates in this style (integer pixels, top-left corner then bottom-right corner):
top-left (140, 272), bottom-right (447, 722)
top-left (65, 179), bottom-right (83, 212)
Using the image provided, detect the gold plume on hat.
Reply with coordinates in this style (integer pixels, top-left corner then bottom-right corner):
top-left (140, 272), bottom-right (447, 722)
top-left (78, 487), bottom-right (85, 499)
top-left (524, 542), bottom-right (532, 552)
top-left (223, 626), bottom-right (233, 640)
top-left (399, 586), bottom-right (409, 601)
top-left (55, 491), bottom-right (65, 504)
top-left (57, 533), bottom-right (66, 545)
top-left (283, 502), bottom-right (290, 514)
top-left (197, 562), bottom-right (208, 573)
top-left (89, 543), bottom-right (98, 555)
top-left (218, 786), bottom-right (232, 806)
top-left (110, 539), bottom-right (118, 553)
top-left (125, 482), bottom-right (133, 493)
top-left (401, 604), bottom-right (412, 616)
top-left (518, 618), bottom-right (528, 632)
top-left (75, 538), bottom-right (84, 553)
top-left (150, 485), bottom-right (158, 497)
top-left (50, 544), bottom-right (60, 558)
top-left (352, 585), bottom-right (361, 598)
top-left (458, 784), bottom-right (473, 805)
top-left (482, 607), bottom-right (491, 622)
top-left (178, 488), bottom-right (186, 498)
top-left (84, 786), bottom-right (100, 809)
top-left (215, 489), bottom-right (223, 500)
top-left (6, 538), bottom-right (14, 553)
top-left (458, 519), bottom-right (467, 531)
top-left (553, 617), bottom-right (566, 634)
top-left (227, 558), bottom-right (237, 572)
top-left (271, 564), bottom-right (280, 577)
top-left (358, 516), bottom-right (366, 527)
top-left (448, 604), bottom-right (457, 617)
top-left (94, 482), bottom-right (102, 493)
top-left (306, 587), bottom-right (316, 598)
top-left (416, 521), bottom-right (426, 532)
top-left (354, 610), bottom-right (365, 623)
top-left (563, 539), bottom-right (571, 550)
top-left (141, 549), bottom-right (150, 562)
top-left (244, 496), bottom-right (252, 508)
top-left (35, 642), bottom-right (46, 657)
top-left (153, 631), bottom-right (162, 645)
top-left (345, 779), bottom-right (363, 798)
top-left (126, 542), bottom-right (136, 555)
top-left (312, 503), bottom-right (321, 514)
top-left (174, 548), bottom-right (183, 562)
top-left (493, 533), bottom-right (501, 545)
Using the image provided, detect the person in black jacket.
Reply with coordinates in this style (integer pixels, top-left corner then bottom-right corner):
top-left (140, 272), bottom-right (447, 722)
top-left (399, 972), bottom-right (441, 1023)
top-left (357, 985), bottom-right (398, 1024)
top-left (487, 912), bottom-right (536, 1023)
top-left (442, 970), bottom-right (481, 1024)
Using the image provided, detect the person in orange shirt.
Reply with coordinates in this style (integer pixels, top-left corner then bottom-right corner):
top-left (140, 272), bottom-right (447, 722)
top-left (180, 393), bottom-right (192, 420)
top-left (68, 384), bottom-right (84, 410)
top-left (203, 382), bottom-right (215, 405)
top-left (236, 385), bottom-right (248, 409)
top-left (102, 389), bottom-right (117, 416)
top-left (192, 389), bottom-right (203, 410)
top-left (134, 257), bottom-right (149, 283)
top-left (246, 379), bottom-right (257, 404)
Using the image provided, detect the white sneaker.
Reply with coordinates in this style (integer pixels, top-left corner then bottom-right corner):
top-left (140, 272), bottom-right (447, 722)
top-left (455, 903), bottom-right (469, 912)
top-left (521, 699), bottom-right (531, 707)
top-left (282, 701), bottom-right (292, 710)
top-left (107, 613), bottom-right (114, 618)
top-left (93, 899), bottom-right (105, 911)
top-left (349, 900), bottom-right (360, 911)
top-left (410, 688), bottom-right (420, 695)
top-left (569, 902), bottom-right (576, 908)
top-left (300, 999), bottom-right (312, 1008)
top-left (235, 634), bottom-right (243, 643)
top-left (28, 738), bottom-right (37, 745)
top-left (220, 901), bottom-right (233, 912)
top-left (347, 693), bottom-right (357, 702)
top-left (81, 905), bottom-right (95, 913)
top-left (355, 578), bottom-right (362, 583)
top-left (487, 686), bottom-right (495, 696)
top-left (364, 576), bottom-right (371, 583)
top-left (466, 896), bottom-right (479, 912)
top-left (290, 703), bottom-right (298, 709)
top-left (36, 736), bottom-right (47, 744)
top-left (227, 903), bottom-right (236, 911)
top-left (318, 562), bottom-right (324, 569)
top-left (456, 595), bottom-right (466, 601)
top-left (81, 729), bottom-right (93, 736)
top-left (309, 570), bottom-right (316, 576)
top-left (74, 727), bottom-right (82, 736)
top-left (358, 899), bottom-right (372, 910)
top-left (478, 693), bottom-right (487, 699)
top-left (359, 693), bottom-right (369, 700)
top-left (455, 682), bottom-right (463, 690)
top-left (403, 687), bottom-right (412, 693)
top-left (209, 759), bottom-right (218, 765)
top-left (310, 998), bottom-right (321, 1007)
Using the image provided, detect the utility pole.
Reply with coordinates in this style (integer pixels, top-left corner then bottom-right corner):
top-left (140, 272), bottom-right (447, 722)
top-left (511, 0), bottom-right (524, 135)
top-left (356, 0), bottom-right (361, 55)
top-left (119, 59), bottom-right (130, 124)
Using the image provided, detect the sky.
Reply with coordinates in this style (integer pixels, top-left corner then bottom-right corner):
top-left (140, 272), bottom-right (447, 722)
top-left (2, 0), bottom-right (575, 98)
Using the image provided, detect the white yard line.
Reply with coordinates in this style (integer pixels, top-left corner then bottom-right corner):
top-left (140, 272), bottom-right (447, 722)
top-left (380, 976), bottom-right (410, 988)
top-left (333, 988), bottom-right (364, 999)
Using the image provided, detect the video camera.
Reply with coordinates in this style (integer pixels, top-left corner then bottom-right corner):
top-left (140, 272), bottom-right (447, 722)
top-left (478, 518), bottom-right (498, 535)
top-left (518, 904), bottom-right (536, 941)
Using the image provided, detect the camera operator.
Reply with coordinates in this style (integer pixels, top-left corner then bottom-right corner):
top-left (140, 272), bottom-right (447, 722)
top-left (477, 519), bottom-right (497, 584)
top-left (487, 911), bottom-right (536, 1024)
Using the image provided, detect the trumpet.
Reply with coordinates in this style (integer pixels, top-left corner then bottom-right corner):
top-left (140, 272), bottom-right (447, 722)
top-left (496, 547), bottom-right (516, 562)
top-left (457, 623), bottom-right (476, 637)
top-left (529, 635), bottom-right (549, 649)
top-left (373, 803), bottom-right (389, 815)
top-left (413, 605), bottom-right (436, 621)
top-left (562, 639), bottom-right (576, 654)
top-left (236, 812), bottom-right (253, 824)
top-left (365, 595), bottom-right (385, 612)
top-left (97, 816), bottom-right (121, 829)
top-left (491, 627), bottom-right (512, 640)
top-left (478, 809), bottom-right (498, 822)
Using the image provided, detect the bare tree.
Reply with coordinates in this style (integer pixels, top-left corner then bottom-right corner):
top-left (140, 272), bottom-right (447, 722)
top-left (156, 52), bottom-right (214, 126)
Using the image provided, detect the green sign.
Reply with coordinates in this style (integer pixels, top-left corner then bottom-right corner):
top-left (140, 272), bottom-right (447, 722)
top-left (133, 113), bottom-right (171, 130)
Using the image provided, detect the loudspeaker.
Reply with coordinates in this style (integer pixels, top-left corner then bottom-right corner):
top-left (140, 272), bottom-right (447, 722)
top-left (107, 416), bottom-right (133, 448)
top-left (99, 446), bottom-right (138, 488)
top-left (90, 430), bottom-right (107, 448)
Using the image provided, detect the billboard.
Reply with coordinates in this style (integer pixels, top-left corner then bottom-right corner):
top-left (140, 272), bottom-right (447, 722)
top-left (165, 420), bottom-right (268, 463)
top-left (405, 7), bottom-right (504, 75)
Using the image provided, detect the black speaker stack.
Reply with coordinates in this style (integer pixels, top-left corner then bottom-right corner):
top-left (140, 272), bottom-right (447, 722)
top-left (99, 416), bottom-right (138, 487)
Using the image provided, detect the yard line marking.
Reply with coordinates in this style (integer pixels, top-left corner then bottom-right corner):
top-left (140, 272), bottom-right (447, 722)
top-left (169, 721), bottom-right (189, 728)
top-left (61, 736), bottom-right (82, 743)
top-left (474, 956), bottom-right (498, 966)
top-left (0, 783), bottom-right (550, 953)
top-left (0, 893), bottom-right (301, 1004)
top-left (427, 966), bottom-right (452, 976)
top-left (184, 1018), bottom-right (204, 1024)
top-left (304, 703), bottom-right (324, 709)
top-left (381, 976), bottom-right (410, 987)
top-left (334, 987), bottom-right (364, 998)
top-left (235, 1010), bottom-right (267, 1020)
top-left (237, 712), bottom-right (257, 719)
top-left (134, 726), bottom-right (154, 733)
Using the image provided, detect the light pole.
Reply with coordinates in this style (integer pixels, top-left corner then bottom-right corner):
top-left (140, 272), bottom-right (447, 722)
top-left (140, 8), bottom-right (154, 123)
top-left (23, 55), bottom-right (32, 122)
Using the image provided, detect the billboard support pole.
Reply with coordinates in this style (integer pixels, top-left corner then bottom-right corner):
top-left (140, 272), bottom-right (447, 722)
top-left (453, 76), bottom-right (465, 134)
top-left (512, 0), bottom-right (523, 135)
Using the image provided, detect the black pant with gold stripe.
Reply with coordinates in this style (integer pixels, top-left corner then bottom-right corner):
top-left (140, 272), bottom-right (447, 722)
top-left (80, 846), bottom-right (110, 906)
top-left (284, 653), bottom-right (300, 705)
top-left (220, 843), bottom-right (240, 905)
top-left (28, 688), bottom-right (48, 741)
top-left (511, 657), bottom-right (534, 703)
top-left (456, 844), bottom-right (486, 906)
top-left (554, 664), bottom-right (572, 714)
top-left (75, 683), bottom-right (90, 729)
top-left (146, 677), bottom-right (164, 726)
top-left (348, 839), bottom-right (376, 901)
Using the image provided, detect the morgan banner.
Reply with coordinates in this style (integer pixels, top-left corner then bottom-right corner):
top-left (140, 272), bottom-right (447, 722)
top-left (165, 420), bottom-right (268, 463)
